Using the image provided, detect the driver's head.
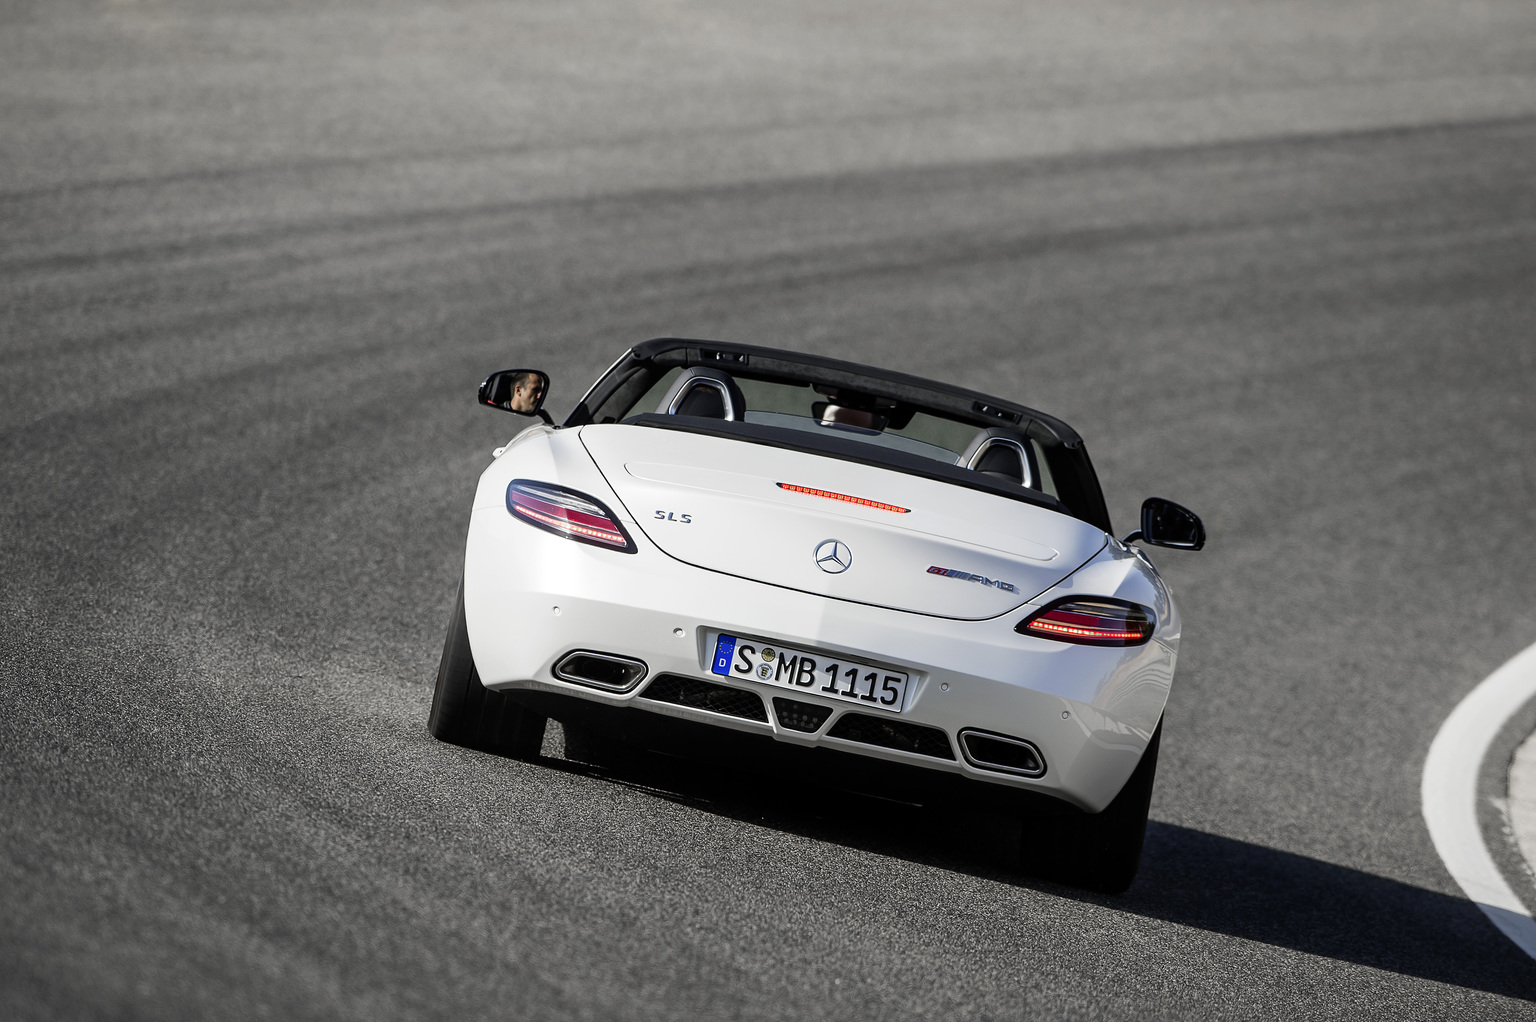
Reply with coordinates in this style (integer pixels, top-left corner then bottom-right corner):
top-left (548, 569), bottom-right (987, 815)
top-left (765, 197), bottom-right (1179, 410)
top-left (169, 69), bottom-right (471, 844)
top-left (509, 372), bottom-right (544, 413)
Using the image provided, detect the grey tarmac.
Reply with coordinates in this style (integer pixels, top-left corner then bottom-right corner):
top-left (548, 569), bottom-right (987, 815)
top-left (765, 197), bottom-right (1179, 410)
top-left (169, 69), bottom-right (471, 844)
top-left (4, 1), bottom-right (1536, 1018)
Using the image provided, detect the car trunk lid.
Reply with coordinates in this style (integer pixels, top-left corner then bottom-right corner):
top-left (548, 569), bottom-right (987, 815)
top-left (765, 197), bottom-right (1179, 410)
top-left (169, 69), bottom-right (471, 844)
top-left (580, 424), bottom-right (1106, 620)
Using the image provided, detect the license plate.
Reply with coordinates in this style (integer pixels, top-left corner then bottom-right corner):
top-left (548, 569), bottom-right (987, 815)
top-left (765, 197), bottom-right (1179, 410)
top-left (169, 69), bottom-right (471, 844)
top-left (710, 633), bottom-right (910, 714)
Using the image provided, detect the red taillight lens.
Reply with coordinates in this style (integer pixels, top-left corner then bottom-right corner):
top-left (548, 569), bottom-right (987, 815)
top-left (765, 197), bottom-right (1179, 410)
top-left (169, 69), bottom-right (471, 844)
top-left (1016, 598), bottom-right (1154, 647)
top-left (505, 480), bottom-right (636, 552)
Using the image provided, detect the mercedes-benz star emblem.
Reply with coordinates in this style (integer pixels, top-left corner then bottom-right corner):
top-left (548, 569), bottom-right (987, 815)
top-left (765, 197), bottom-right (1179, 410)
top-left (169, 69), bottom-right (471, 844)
top-left (814, 539), bottom-right (852, 574)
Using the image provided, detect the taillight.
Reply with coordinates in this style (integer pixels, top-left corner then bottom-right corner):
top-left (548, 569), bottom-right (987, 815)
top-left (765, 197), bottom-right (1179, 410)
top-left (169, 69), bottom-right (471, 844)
top-left (505, 480), bottom-right (636, 552)
top-left (776, 482), bottom-right (911, 514)
top-left (1016, 598), bottom-right (1154, 647)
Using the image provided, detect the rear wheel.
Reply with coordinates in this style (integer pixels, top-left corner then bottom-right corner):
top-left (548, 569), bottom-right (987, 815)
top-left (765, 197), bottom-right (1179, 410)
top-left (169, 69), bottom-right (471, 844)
top-left (1018, 719), bottom-right (1161, 893)
top-left (428, 582), bottom-right (547, 760)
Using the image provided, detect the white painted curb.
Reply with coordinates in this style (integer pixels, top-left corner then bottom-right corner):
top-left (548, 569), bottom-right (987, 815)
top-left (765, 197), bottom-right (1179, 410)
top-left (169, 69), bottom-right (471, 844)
top-left (1422, 640), bottom-right (1536, 960)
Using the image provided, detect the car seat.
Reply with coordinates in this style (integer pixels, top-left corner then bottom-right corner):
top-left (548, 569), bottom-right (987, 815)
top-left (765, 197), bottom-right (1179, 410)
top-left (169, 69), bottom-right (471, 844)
top-left (958, 428), bottom-right (1035, 487)
top-left (655, 367), bottom-right (746, 421)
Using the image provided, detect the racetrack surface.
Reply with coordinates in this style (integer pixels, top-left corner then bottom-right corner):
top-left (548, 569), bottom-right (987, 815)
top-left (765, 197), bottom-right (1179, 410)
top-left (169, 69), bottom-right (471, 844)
top-left (5, 1), bottom-right (1536, 1017)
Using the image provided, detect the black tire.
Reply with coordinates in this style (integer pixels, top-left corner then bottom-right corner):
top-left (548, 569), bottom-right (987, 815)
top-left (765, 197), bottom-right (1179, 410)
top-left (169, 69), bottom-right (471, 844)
top-left (1018, 719), bottom-right (1161, 894)
top-left (428, 582), bottom-right (547, 760)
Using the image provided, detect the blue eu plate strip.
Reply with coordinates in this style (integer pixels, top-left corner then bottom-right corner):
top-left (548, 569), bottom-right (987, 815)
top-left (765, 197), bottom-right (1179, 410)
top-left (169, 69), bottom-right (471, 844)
top-left (712, 634), bottom-right (737, 676)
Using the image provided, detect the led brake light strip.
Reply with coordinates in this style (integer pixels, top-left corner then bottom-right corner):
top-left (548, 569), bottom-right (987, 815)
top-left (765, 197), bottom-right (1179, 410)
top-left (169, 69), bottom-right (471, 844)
top-left (776, 482), bottom-right (910, 513)
top-left (510, 501), bottom-right (629, 546)
top-left (1024, 618), bottom-right (1147, 642)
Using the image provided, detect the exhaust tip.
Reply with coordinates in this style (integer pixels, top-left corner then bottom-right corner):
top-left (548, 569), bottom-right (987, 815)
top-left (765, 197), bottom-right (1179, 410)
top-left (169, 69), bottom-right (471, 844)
top-left (958, 729), bottom-right (1046, 777)
top-left (554, 651), bottom-right (648, 692)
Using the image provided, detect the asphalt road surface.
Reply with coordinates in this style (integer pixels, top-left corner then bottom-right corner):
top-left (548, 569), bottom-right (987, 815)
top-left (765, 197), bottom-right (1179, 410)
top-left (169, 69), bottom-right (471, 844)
top-left (5, 1), bottom-right (1536, 1018)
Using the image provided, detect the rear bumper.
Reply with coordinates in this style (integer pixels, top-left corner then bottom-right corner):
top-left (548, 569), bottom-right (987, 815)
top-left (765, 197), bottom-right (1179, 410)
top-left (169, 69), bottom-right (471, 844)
top-left (465, 504), bottom-right (1174, 812)
top-left (509, 687), bottom-right (1088, 816)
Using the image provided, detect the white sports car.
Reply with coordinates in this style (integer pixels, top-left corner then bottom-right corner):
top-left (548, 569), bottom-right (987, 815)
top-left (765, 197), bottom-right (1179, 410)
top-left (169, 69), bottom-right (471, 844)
top-left (430, 339), bottom-right (1204, 891)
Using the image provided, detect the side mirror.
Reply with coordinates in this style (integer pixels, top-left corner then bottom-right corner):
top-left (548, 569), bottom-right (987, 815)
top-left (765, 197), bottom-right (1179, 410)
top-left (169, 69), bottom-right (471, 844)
top-left (479, 369), bottom-right (552, 424)
top-left (1124, 497), bottom-right (1205, 551)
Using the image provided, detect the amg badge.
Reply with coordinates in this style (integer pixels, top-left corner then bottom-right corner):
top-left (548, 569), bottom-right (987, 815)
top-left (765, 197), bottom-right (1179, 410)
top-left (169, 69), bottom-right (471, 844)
top-left (927, 565), bottom-right (1019, 593)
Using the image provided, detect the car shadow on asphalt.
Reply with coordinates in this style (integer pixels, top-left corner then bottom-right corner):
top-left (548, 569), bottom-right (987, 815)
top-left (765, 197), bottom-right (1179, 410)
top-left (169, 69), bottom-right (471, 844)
top-left (540, 735), bottom-right (1536, 1002)
top-left (1125, 822), bottom-right (1536, 1001)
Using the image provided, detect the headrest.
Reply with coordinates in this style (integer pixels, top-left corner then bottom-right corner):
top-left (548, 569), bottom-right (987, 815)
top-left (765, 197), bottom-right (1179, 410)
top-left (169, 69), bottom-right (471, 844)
top-left (654, 367), bottom-right (746, 421)
top-left (958, 428), bottom-right (1034, 487)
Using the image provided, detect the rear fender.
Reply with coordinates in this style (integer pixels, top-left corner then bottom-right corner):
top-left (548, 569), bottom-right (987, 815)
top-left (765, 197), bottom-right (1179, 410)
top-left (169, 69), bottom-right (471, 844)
top-left (470, 426), bottom-right (632, 522)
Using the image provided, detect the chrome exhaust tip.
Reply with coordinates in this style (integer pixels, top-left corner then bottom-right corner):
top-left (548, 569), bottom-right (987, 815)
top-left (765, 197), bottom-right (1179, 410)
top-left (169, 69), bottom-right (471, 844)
top-left (958, 728), bottom-right (1046, 778)
top-left (553, 651), bottom-right (648, 692)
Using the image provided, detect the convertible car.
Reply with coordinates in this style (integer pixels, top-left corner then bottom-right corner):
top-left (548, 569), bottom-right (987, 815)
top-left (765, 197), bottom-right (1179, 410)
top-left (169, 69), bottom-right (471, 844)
top-left (430, 338), bottom-right (1203, 891)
